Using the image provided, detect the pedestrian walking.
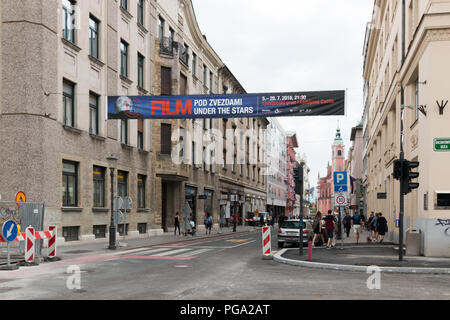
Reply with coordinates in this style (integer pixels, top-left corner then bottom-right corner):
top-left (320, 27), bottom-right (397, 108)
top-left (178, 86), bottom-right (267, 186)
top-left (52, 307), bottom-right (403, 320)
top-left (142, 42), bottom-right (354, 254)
top-left (205, 214), bottom-right (213, 235)
top-left (259, 214), bottom-right (265, 227)
top-left (343, 211), bottom-right (352, 238)
top-left (181, 202), bottom-right (192, 237)
top-left (370, 213), bottom-right (379, 242)
top-left (323, 210), bottom-right (336, 249)
top-left (377, 213), bottom-right (388, 243)
top-left (351, 211), bottom-right (363, 244)
top-left (312, 211), bottom-right (325, 246)
top-left (232, 212), bottom-right (238, 232)
top-left (174, 212), bottom-right (181, 236)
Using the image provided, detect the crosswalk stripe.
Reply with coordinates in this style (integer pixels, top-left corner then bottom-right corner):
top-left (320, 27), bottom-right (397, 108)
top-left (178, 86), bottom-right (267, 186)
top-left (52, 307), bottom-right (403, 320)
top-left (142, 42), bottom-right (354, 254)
top-left (151, 248), bottom-right (192, 256)
top-left (139, 248), bottom-right (175, 256)
top-left (177, 248), bottom-right (212, 257)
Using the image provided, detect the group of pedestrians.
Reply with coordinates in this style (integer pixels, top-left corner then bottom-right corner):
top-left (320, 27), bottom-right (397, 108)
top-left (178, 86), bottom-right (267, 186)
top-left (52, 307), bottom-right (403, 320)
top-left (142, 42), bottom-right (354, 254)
top-left (367, 212), bottom-right (388, 243)
top-left (311, 209), bottom-right (389, 248)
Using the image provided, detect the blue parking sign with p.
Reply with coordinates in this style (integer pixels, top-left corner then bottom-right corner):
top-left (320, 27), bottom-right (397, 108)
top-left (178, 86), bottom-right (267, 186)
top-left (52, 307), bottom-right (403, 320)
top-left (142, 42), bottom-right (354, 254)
top-left (334, 171), bottom-right (348, 186)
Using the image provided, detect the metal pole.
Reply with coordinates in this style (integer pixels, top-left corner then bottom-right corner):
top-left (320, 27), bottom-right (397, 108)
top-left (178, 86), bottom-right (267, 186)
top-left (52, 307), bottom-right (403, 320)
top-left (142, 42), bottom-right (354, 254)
top-left (109, 168), bottom-right (117, 250)
top-left (7, 242), bottom-right (11, 266)
top-left (299, 164), bottom-right (304, 256)
top-left (397, 0), bottom-right (406, 262)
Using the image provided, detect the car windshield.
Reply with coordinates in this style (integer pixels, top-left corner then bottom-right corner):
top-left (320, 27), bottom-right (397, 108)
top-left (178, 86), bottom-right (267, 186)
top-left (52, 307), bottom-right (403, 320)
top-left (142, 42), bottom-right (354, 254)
top-left (282, 221), bottom-right (312, 229)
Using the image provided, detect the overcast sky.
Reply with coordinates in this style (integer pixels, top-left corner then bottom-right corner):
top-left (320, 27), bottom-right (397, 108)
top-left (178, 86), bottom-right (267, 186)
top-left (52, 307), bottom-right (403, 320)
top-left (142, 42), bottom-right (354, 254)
top-left (191, 0), bottom-right (374, 189)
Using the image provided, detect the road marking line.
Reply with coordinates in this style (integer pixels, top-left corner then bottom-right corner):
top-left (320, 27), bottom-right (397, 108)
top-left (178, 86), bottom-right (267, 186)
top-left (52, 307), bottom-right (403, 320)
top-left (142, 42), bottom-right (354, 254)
top-left (178, 249), bottom-right (212, 257)
top-left (151, 248), bottom-right (192, 256)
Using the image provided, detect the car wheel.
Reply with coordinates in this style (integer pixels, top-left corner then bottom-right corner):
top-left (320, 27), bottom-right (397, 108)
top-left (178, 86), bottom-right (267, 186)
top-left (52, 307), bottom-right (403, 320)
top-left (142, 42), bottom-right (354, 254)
top-left (278, 242), bottom-right (284, 248)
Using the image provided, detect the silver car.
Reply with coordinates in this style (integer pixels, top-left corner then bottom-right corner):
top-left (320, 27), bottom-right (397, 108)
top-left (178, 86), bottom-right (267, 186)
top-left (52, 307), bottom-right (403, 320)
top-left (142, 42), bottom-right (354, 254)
top-left (277, 219), bottom-right (314, 248)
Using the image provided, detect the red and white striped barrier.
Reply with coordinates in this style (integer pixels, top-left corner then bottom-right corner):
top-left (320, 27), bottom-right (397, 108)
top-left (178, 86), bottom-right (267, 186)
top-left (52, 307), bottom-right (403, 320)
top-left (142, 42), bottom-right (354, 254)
top-left (262, 226), bottom-right (272, 258)
top-left (48, 226), bottom-right (56, 258)
top-left (0, 225), bottom-right (58, 262)
top-left (25, 226), bottom-right (35, 263)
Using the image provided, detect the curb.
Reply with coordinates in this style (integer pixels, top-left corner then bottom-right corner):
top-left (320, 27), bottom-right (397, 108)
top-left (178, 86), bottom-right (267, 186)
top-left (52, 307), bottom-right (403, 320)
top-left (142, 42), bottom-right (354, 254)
top-left (273, 249), bottom-right (450, 274)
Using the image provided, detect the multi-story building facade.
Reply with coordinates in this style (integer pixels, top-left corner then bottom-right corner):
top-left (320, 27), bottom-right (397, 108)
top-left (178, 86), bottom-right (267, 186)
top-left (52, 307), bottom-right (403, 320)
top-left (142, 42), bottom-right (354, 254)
top-left (363, 0), bottom-right (450, 256)
top-left (266, 118), bottom-right (287, 220)
top-left (0, 0), bottom-right (158, 243)
top-left (286, 133), bottom-right (298, 217)
top-left (152, 0), bottom-right (267, 230)
top-left (0, 0), bottom-right (267, 243)
top-left (347, 121), bottom-right (364, 216)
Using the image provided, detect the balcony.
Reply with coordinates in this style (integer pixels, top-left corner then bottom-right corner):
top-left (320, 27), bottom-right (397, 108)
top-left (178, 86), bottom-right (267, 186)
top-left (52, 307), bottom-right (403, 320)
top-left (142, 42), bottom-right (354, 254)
top-left (159, 37), bottom-right (175, 56)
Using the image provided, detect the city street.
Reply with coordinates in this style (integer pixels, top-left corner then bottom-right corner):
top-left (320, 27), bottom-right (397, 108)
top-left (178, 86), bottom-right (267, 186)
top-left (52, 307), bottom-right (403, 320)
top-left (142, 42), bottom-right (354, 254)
top-left (1, 229), bottom-right (449, 300)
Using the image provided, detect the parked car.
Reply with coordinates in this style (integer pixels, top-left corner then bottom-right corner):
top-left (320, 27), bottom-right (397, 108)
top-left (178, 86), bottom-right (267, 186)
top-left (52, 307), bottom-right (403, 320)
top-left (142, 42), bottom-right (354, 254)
top-left (277, 219), bottom-right (313, 248)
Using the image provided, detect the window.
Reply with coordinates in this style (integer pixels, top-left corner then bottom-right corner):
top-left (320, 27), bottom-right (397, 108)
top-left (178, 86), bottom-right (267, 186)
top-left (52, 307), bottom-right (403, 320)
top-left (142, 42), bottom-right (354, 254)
top-left (62, 161), bottom-right (78, 207)
top-left (93, 225), bottom-right (106, 239)
top-left (222, 149), bottom-right (226, 168)
top-left (158, 16), bottom-right (165, 40)
top-left (117, 171), bottom-right (128, 198)
top-left (137, 175), bottom-right (146, 208)
top-left (203, 65), bottom-right (207, 84)
top-left (437, 193), bottom-right (450, 207)
top-left (138, 119), bottom-right (144, 150)
top-left (138, 53), bottom-right (145, 88)
top-left (93, 166), bottom-right (105, 207)
top-left (192, 141), bottom-right (196, 166)
top-left (203, 147), bottom-right (207, 171)
top-left (180, 73), bottom-right (187, 95)
top-left (180, 43), bottom-right (189, 65)
top-left (62, 0), bottom-right (75, 43)
top-left (89, 92), bottom-right (99, 135)
top-left (137, 223), bottom-right (147, 234)
top-left (120, 119), bottom-right (128, 144)
top-left (120, 40), bottom-right (128, 78)
top-left (161, 123), bottom-right (172, 155)
top-left (137, 0), bottom-right (144, 25)
top-left (89, 16), bottom-right (99, 59)
top-left (63, 80), bottom-right (75, 127)
top-left (209, 71), bottom-right (213, 92)
top-left (210, 151), bottom-right (214, 173)
top-left (63, 226), bottom-right (79, 242)
top-left (192, 53), bottom-right (197, 76)
top-left (161, 67), bottom-right (172, 95)
top-left (120, 0), bottom-right (128, 10)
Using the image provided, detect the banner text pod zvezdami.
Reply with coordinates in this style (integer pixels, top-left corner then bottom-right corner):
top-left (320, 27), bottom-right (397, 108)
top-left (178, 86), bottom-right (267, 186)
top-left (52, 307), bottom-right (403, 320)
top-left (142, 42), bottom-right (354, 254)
top-left (107, 90), bottom-right (345, 120)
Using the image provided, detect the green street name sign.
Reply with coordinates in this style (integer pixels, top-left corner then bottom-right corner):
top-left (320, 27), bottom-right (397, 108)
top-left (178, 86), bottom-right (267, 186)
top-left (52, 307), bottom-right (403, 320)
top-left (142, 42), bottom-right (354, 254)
top-left (434, 138), bottom-right (450, 151)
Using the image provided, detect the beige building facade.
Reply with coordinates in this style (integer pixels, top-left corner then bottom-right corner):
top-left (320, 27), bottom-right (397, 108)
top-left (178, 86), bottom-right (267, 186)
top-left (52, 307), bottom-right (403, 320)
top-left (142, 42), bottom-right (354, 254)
top-left (363, 0), bottom-right (450, 256)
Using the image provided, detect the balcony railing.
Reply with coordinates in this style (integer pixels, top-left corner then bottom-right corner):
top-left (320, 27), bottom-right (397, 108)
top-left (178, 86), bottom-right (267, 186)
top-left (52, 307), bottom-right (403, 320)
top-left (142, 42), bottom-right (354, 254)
top-left (159, 37), bottom-right (175, 56)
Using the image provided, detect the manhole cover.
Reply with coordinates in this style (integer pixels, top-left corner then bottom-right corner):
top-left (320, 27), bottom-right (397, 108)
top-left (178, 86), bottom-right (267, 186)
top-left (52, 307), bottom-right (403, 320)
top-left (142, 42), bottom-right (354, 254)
top-left (64, 250), bottom-right (92, 254)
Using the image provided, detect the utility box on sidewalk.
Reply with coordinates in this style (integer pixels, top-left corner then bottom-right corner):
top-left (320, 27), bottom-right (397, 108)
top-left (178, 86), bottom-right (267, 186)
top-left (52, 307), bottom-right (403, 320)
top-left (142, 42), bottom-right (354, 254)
top-left (406, 229), bottom-right (423, 256)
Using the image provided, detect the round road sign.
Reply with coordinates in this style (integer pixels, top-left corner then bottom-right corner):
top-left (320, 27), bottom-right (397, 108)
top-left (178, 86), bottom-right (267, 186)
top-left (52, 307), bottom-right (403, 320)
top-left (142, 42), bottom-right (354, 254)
top-left (15, 191), bottom-right (26, 207)
top-left (336, 195), bottom-right (346, 206)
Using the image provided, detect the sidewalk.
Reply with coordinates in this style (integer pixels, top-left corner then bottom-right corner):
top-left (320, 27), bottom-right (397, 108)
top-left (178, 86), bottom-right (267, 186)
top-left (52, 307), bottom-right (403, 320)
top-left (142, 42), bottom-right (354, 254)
top-left (0, 225), bottom-right (258, 266)
top-left (274, 230), bottom-right (450, 274)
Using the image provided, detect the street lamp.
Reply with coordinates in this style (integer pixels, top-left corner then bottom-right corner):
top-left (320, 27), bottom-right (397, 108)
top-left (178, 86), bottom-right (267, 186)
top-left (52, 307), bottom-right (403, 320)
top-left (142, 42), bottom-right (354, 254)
top-left (107, 154), bottom-right (118, 250)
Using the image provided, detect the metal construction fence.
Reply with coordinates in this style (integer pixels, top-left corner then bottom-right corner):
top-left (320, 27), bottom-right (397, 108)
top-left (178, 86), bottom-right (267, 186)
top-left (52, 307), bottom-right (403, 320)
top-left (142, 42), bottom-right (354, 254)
top-left (0, 201), bottom-right (45, 261)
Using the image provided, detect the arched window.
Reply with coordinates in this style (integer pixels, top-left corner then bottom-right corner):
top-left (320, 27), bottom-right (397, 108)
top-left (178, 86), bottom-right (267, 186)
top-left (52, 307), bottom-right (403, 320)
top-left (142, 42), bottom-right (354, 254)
top-left (338, 150), bottom-right (342, 156)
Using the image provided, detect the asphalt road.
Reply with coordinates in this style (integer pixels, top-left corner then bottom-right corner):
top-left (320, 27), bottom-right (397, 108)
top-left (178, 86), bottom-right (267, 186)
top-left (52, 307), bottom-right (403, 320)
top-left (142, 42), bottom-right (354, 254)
top-left (0, 230), bottom-right (449, 300)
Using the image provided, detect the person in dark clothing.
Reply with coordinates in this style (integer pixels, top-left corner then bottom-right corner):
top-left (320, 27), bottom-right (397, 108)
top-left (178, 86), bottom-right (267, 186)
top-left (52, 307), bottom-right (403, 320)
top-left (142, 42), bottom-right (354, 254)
top-left (259, 214), bottom-right (264, 227)
top-left (343, 211), bottom-right (352, 238)
top-left (174, 212), bottom-right (181, 235)
top-left (232, 213), bottom-right (238, 232)
top-left (377, 213), bottom-right (388, 243)
top-left (323, 210), bottom-right (336, 249)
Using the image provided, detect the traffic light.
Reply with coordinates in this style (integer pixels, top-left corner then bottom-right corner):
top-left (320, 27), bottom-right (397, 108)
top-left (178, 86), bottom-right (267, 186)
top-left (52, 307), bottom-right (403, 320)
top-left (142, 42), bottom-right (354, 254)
top-left (393, 159), bottom-right (403, 180)
top-left (402, 160), bottom-right (419, 195)
top-left (293, 165), bottom-right (304, 195)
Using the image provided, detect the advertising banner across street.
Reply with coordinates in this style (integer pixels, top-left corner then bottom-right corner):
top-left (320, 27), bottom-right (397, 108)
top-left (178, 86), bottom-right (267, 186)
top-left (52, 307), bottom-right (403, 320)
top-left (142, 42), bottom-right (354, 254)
top-left (107, 90), bottom-right (345, 120)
